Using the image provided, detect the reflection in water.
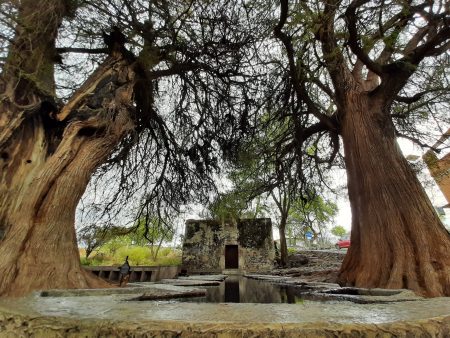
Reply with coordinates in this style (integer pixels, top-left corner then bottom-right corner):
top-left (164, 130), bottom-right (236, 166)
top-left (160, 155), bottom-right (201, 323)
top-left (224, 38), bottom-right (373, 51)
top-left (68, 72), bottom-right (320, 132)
top-left (187, 276), bottom-right (307, 304)
top-left (224, 280), bottom-right (239, 302)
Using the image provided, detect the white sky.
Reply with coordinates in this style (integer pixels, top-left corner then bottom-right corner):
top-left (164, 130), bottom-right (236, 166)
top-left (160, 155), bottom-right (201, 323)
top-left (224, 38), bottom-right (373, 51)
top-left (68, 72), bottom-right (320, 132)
top-left (334, 138), bottom-right (449, 232)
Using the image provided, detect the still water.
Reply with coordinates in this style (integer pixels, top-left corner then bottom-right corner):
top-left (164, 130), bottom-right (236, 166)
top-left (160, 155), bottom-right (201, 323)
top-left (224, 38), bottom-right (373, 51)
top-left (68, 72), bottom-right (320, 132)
top-left (177, 276), bottom-right (309, 304)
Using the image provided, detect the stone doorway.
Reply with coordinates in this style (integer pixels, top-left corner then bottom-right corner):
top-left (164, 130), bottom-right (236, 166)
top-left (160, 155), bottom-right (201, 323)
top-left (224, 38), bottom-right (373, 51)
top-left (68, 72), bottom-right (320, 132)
top-left (225, 245), bottom-right (239, 269)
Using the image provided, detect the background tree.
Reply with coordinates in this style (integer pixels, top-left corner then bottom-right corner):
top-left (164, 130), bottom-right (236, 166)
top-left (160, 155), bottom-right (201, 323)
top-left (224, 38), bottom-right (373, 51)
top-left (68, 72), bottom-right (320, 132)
top-left (206, 190), bottom-right (253, 223)
top-left (288, 195), bottom-right (338, 245)
top-left (130, 215), bottom-right (175, 260)
top-left (221, 116), bottom-right (337, 265)
top-left (267, 0), bottom-right (450, 296)
top-left (0, 0), bottom-right (265, 296)
top-left (331, 226), bottom-right (347, 239)
top-left (78, 224), bottom-right (128, 258)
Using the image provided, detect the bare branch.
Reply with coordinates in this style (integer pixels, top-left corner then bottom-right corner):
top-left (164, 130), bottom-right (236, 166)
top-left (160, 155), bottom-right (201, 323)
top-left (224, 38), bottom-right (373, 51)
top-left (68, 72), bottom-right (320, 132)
top-left (274, 0), bottom-right (336, 132)
top-left (56, 47), bottom-right (108, 54)
top-left (396, 132), bottom-right (442, 151)
top-left (316, 0), bottom-right (353, 97)
top-left (345, 0), bottom-right (383, 76)
top-left (395, 88), bottom-right (447, 104)
top-left (147, 62), bottom-right (201, 79)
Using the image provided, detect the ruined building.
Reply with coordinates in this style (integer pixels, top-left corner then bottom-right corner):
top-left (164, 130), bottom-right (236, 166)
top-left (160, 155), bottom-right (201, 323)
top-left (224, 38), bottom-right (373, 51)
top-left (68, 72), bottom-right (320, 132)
top-left (181, 218), bottom-right (274, 274)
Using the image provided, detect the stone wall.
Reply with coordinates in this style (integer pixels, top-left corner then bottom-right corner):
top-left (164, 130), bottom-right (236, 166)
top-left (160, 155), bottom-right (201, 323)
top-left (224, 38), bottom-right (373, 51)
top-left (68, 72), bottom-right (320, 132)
top-left (182, 218), bottom-right (274, 273)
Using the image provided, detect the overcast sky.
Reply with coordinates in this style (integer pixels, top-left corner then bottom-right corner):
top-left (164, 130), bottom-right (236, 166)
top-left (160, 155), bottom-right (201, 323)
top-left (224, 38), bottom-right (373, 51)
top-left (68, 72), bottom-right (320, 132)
top-left (333, 138), bottom-right (449, 232)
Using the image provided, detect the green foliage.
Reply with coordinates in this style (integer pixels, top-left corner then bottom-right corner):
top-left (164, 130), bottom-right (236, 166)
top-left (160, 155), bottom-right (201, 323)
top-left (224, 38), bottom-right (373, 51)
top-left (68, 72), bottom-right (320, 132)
top-left (117, 246), bottom-right (149, 266)
top-left (208, 190), bottom-right (267, 222)
top-left (80, 245), bottom-right (181, 266)
top-left (331, 225), bottom-right (347, 238)
top-left (290, 196), bottom-right (337, 225)
top-left (130, 216), bottom-right (174, 247)
top-left (287, 195), bottom-right (338, 240)
top-left (80, 252), bottom-right (106, 266)
top-left (78, 225), bottom-right (129, 258)
top-left (102, 235), bottom-right (130, 256)
top-left (287, 247), bottom-right (297, 255)
top-left (79, 214), bottom-right (178, 265)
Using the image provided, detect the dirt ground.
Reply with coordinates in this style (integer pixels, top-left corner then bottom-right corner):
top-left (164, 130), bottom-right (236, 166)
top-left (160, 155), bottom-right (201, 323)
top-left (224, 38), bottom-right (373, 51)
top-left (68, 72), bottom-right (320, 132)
top-left (269, 250), bottom-right (347, 283)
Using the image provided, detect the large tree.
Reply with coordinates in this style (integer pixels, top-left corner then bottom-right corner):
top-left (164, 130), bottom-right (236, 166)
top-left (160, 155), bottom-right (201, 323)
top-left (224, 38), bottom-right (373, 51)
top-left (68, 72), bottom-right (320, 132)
top-left (0, 0), bottom-right (262, 297)
top-left (270, 0), bottom-right (450, 296)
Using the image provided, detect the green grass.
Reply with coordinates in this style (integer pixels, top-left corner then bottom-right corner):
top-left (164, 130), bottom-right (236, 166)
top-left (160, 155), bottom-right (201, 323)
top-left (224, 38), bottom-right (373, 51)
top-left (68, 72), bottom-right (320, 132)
top-left (80, 246), bottom-right (181, 266)
top-left (287, 247), bottom-right (298, 255)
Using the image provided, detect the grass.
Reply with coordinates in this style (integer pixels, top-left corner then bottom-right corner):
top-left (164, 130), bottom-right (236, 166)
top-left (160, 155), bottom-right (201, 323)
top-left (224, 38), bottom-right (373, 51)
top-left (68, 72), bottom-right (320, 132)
top-left (79, 246), bottom-right (182, 266)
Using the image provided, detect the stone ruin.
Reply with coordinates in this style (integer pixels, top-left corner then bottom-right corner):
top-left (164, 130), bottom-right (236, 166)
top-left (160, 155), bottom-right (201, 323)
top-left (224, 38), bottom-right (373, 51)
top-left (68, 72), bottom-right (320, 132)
top-left (181, 218), bottom-right (275, 274)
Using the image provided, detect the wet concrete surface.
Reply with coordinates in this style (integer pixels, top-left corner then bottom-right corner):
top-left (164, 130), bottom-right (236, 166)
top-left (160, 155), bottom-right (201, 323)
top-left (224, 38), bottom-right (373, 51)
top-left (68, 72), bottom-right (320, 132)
top-left (245, 274), bottom-right (422, 304)
top-left (1, 278), bottom-right (450, 337)
top-left (1, 251), bottom-right (449, 337)
top-left (0, 281), bottom-right (449, 325)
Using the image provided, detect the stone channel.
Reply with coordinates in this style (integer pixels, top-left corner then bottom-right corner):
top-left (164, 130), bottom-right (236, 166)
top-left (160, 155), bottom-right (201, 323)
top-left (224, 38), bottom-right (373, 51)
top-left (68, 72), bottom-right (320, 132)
top-left (0, 274), bottom-right (449, 337)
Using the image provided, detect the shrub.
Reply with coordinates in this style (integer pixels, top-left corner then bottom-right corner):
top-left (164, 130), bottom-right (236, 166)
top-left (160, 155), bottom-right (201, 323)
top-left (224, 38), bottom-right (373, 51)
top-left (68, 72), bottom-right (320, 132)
top-left (156, 255), bottom-right (182, 266)
top-left (287, 247), bottom-right (297, 255)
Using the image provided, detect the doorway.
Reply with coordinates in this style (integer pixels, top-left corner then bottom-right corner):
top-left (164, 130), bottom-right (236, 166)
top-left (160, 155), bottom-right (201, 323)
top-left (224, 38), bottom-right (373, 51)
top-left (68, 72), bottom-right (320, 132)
top-left (225, 245), bottom-right (239, 269)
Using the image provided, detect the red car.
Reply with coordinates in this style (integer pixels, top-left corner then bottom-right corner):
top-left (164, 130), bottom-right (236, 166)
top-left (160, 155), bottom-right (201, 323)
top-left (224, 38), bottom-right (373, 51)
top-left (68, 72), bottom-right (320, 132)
top-left (335, 237), bottom-right (350, 249)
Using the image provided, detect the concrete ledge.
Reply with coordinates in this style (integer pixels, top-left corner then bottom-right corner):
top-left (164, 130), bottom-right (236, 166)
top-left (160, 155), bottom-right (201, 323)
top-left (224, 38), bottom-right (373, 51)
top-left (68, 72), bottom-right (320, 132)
top-left (0, 309), bottom-right (449, 337)
top-left (38, 284), bottom-right (205, 298)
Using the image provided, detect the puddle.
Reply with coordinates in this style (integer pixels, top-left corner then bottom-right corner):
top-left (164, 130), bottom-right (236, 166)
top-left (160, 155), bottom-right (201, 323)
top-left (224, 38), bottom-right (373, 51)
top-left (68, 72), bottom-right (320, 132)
top-left (322, 288), bottom-right (403, 296)
top-left (149, 276), bottom-right (338, 304)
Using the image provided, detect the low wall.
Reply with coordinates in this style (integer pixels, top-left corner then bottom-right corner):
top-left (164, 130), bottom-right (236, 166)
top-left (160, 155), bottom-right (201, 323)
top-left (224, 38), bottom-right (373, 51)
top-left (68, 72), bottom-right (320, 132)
top-left (84, 265), bottom-right (180, 283)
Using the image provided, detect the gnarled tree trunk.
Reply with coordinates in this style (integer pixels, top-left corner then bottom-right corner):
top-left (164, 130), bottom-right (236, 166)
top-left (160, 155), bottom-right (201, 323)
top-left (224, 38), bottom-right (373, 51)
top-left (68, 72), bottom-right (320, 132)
top-left (0, 0), bottom-right (142, 297)
top-left (0, 55), bottom-right (137, 297)
top-left (337, 92), bottom-right (450, 297)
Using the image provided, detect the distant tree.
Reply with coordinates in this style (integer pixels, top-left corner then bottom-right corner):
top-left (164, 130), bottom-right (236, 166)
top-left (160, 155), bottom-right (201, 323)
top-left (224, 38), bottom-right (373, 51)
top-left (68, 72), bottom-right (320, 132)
top-left (102, 234), bottom-right (130, 256)
top-left (288, 196), bottom-right (338, 243)
top-left (77, 224), bottom-right (128, 258)
top-left (331, 226), bottom-right (347, 239)
top-left (207, 191), bottom-right (252, 223)
top-left (222, 124), bottom-right (335, 266)
top-left (130, 216), bottom-right (175, 260)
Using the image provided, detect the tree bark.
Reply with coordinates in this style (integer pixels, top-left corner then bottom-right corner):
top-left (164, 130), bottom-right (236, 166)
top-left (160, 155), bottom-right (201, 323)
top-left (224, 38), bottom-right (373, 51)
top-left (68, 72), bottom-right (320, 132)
top-left (0, 56), bottom-right (137, 297)
top-left (338, 92), bottom-right (450, 297)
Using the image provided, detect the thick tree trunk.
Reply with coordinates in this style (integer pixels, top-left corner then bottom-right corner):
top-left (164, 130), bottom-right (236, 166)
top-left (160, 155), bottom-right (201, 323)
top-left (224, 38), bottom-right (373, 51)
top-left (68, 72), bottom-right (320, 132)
top-left (0, 57), bottom-right (137, 297)
top-left (338, 93), bottom-right (450, 297)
